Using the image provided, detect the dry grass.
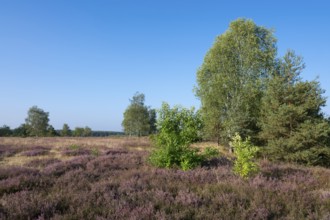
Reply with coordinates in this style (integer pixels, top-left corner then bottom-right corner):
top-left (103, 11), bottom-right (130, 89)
top-left (0, 136), bottom-right (150, 149)
top-left (0, 137), bottom-right (226, 167)
top-left (0, 137), bottom-right (151, 167)
top-left (192, 141), bottom-right (234, 158)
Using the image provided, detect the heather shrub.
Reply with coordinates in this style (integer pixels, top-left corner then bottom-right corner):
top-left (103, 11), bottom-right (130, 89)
top-left (1, 190), bottom-right (69, 219)
top-left (0, 166), bottom-right (39, 180)
top-left (0, 145), bottom-right (23, 159)
top-left (0, 168), bottom-right (51, 196)
top-left (231, 133), bottom-right (259, 178)
top-left (43, 156), bottom-right (93, 176)
top-left (25, 158), bottom-right (61, 168)
top-left (21, 147), bottom-right (50, 156)
top-left (0, 139), bottom-right (329, 219)
top-left (61, 145), bottom-right (92, 156)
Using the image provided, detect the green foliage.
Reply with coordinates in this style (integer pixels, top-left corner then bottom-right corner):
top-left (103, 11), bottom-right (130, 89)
top-left (0, 125), bottom-right (12, 137)
top-left (195, 18), bottom-right (277, 144)
top-left (12, 124), bottom-right (29, 137)
top-left (259, 50), bottom-right (330, 166)
top-left (73, 127), bottom-right (85, 137)
top-left (25, 106), bottom-right (50, 137)
top-left (180, 148), bottom-right (203, 171)
top-left (83, 126), bottom-right (92, 137)
top-left (149, 102), bottom-right (205, 170)
top-left (61, 123), bottom-right (71, 136)
top-left (47, 125), bottom-right (58, 137)
top-left (148, 108), bottom-right (157, 134)
top-left (202, 146), bottom-right (220, 159)
top-left (195, 19), bottom-right (330, 168)
top-left (122, 92), bottom-right (154, 136)
top-left (72, 127), bottom-right (92, 137)
top-left (231, 133), bottom-right (259, 178)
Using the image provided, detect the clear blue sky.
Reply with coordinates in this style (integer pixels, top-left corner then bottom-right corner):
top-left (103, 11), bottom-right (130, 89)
top-left (1, 0), bottom-right (329, 131)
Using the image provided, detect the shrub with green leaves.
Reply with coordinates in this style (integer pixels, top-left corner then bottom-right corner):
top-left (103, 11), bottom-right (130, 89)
top-left (149, 102), bottom-right (206, 170)
top-left (231, 133), bottom-right (259, 178)
top-left (202, 146), bottom-right (220, 159)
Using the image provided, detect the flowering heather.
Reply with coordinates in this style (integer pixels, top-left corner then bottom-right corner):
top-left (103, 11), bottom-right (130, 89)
top-left (60, 147), bottom-right (92, 157)
top-left (0, 139), bottom-right (329, 219)
top-left (21, 146), bottom-right (51, 157)
top-left (0, 144), bottom-right (23, 159)
top-left (25, 158), bottom-right (62, 168)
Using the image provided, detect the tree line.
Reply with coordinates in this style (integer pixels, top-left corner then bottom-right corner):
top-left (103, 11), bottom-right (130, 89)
top-left (0, 106), bottom-right (101, 137)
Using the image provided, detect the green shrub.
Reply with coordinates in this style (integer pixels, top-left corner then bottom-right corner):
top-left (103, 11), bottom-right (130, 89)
top-left (231, 133), bottom-right (259, 178)
top-left (149, 103), bottom-right (205, 170)
top-left (202, 146), bottom-right (220, 159)
top-left (180, 147), bottom-right (204, 171)
top-left (285, 147), bottom-right (330, 167)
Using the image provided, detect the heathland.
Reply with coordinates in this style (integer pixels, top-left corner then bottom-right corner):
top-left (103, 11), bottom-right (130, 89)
top-left (1, 18), bottom-right (330, 219)
top-left (0, 137), bottom-right (329, 219)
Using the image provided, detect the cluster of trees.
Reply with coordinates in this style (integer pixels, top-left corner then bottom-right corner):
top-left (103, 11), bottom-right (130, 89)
top-left (0, 106), bottom-right (95, 137)
top-left (121, 20), bottom-right (330, 167)
top-left (195, 18), bottom-right (330, 166)
top-left (0, 106), bottom-right (54, 137)
top-left (60, 124), bottom-right (93, 137)
top-left (122, 92), bottom-right (157, 136)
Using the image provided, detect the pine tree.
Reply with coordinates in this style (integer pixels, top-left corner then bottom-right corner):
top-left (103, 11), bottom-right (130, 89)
top-left (61, 123), bottom-right (71, 136)
top-left (259, 50), bottom-right (330, 166)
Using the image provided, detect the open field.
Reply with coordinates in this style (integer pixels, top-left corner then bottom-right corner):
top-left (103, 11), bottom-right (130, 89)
top-left (0, 137), bottom-right (330, 219)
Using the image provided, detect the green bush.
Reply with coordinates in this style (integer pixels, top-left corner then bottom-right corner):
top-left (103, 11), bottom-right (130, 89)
top-left (286, 147), bottom-right (330, 167)
top-left (202, 146), bottom-right (220, 159)
top-left (231, 133), bottom-right (259, 178)
top-left (149, 103), bottom-right (206, 170)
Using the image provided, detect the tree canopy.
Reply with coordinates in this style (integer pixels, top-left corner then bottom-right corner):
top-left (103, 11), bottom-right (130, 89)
top-left (195, 18), bottom-right (330, 167)
top-left (259, 50), bottom-right (330, 166)
top-left (61, 123), bottom-right (71, 136)
top-left (25, 106), bottom-right (50, 137)
top-left (122, 92), bottom-right (155, 136)
top-left (0, 125), bottom-right (12, 137)
top-left (195, 18), bottom-right (277, 145)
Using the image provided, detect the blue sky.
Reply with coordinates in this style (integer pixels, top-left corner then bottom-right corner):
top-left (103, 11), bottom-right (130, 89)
top-left (1, 0), bottom-right (329, 131)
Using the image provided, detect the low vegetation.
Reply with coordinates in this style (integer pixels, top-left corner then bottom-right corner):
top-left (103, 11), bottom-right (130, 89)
top-left (231, 133), bottom-right (259, 178)
top-left (149, 103), bottom-right (207, 170)
top-left (0, 137), bottom-right (329, 219)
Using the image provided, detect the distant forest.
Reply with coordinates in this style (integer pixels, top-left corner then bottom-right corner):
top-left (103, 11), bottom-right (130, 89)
top-left (0, 106), bottom-right (124, 137)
